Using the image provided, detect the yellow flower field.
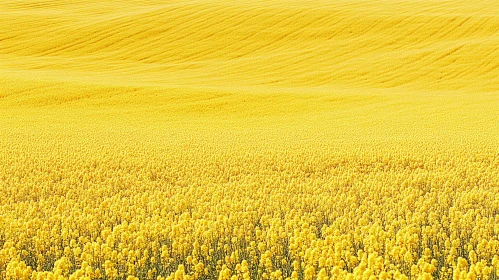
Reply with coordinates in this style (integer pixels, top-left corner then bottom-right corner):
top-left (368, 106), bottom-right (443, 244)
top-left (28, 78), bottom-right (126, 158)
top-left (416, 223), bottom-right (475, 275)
top-left (1, 0), bottom-right (499, 279)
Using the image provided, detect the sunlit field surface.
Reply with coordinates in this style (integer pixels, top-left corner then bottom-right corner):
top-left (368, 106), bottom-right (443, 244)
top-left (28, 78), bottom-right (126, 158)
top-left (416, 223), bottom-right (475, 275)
top-left (1, 1), bottom-right (499, 279)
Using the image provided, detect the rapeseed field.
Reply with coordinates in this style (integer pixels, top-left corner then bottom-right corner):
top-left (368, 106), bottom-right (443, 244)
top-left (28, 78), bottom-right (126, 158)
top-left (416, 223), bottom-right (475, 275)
top-left (1, 1), bottom-right (499, 279)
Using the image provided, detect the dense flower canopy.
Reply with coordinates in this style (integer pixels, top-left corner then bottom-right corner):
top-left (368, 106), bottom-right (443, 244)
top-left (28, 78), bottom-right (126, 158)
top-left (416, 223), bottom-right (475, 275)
top-left (1, 136), bottom-right (499, 280)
